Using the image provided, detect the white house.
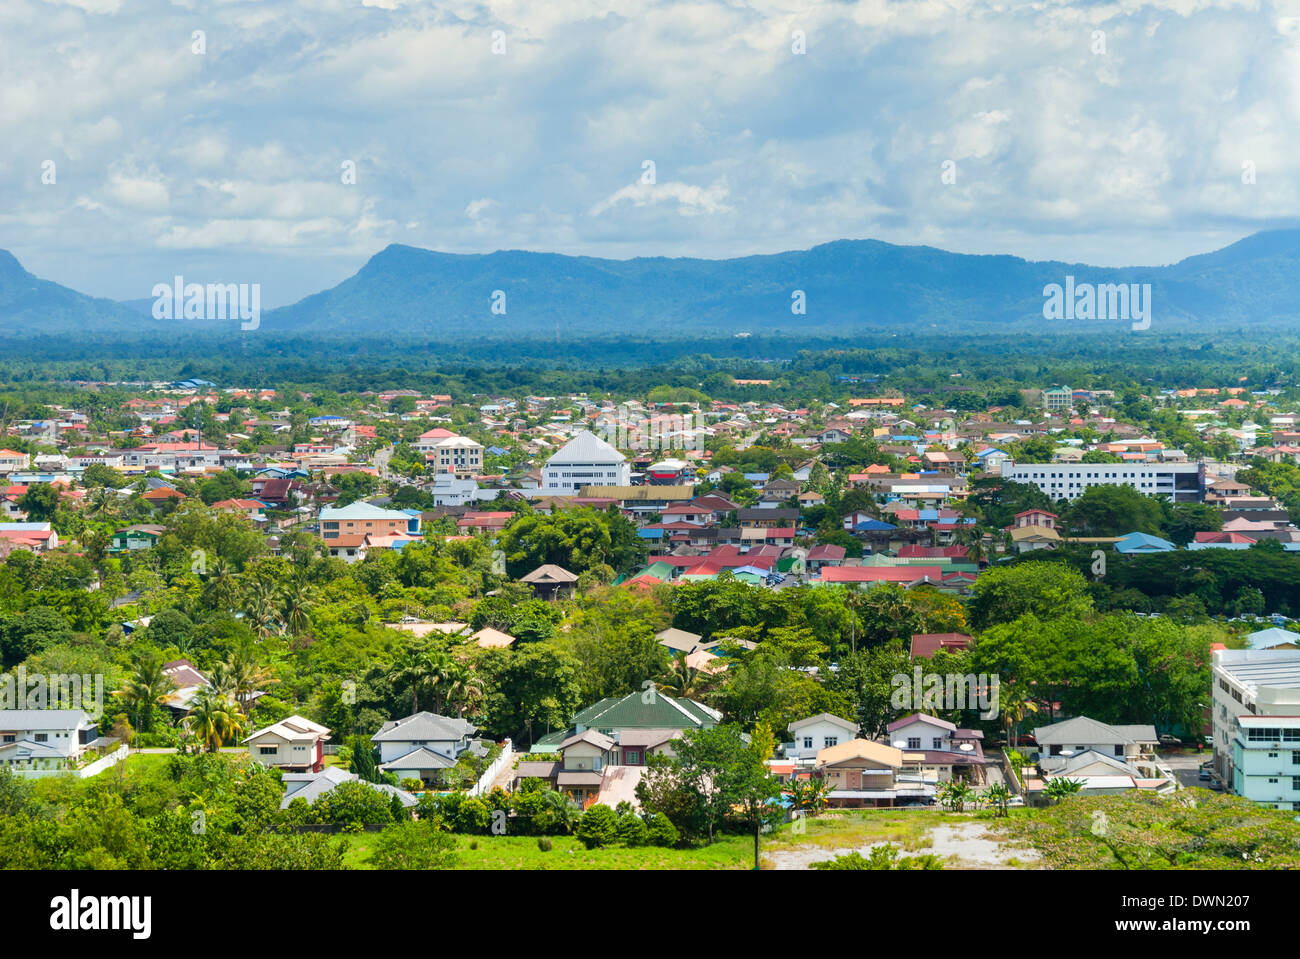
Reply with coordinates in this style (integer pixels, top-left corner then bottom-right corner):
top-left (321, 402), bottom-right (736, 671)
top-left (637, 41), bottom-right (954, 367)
top-left (243, 715), bottom-right (330, 773)
top-left (785, 713), bottom-right (859, 760)
top-left (542, 431), bottom-right (629, 495)
top-left (0, 709), bottom-right (100, 772)
top-left (1032, 716), bottom-right (1157, 772)
top-left (371, 711), bottom-right (485, 787)
top-left (885, 713), bottom-right (988, 782)
top-left (280, 765), bottom-right (418, 810)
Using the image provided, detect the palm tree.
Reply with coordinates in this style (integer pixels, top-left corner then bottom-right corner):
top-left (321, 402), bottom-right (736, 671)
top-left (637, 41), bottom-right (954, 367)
top-left (185, 688), bottom-right (245, 753)
top-left (201, 557), bottom-right (240, 613)
top-left (661, 652), bottom-right (706, 699)
top-left (280, 576), bottom-right (317, 640)
top-left (1000, 687), bottom-right (1040, 750)
top-left (119, 652), bottom-right (176, 734)
top-left (244, 578), bottom-right (282, 640)
top-left (388, 644), bottom-right (442, 714)
top-left (212, 650), bottom-right (276, 714)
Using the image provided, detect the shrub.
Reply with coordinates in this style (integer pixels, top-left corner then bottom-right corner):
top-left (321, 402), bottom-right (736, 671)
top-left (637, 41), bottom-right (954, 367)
top-left (575, 804), bottom-right (618, 849)
top-left (537, 837), bottom-right (553, 852)
top-left (400, 778), bottom-right (424, 793)
top-left (645, 812), bottom-right (679, 848)
top-left (616, 812), bottom-right (649, 847)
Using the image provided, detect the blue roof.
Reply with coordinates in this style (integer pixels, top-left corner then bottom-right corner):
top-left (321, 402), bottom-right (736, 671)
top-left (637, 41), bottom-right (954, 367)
top-left (918, 509), bottom-right (939, 521)
top-left (976, 448), bottom-right (1007, 458)
top-left (743, 473), bottom-right (770, 482)
top-left (854, 519), bottom-right (898, 532)
top-left (1113, 531), bottom-right (1176, 553)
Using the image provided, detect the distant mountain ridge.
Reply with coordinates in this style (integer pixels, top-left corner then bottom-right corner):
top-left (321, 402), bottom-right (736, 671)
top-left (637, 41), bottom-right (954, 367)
top-left (4, 230), bottom-right (1300, 340)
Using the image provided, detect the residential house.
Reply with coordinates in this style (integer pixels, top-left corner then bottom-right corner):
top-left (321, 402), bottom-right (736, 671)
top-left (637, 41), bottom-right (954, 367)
top-left (784, 713), bottom-right (860, 761)
top-left (0, 710), bottom-right (103, 772)
top-left (243, 715), bottom-right (330, 773)
top-left (371, 711), bottom-right (486, 787)
top-left (280, 765), bottom-right (418, 811)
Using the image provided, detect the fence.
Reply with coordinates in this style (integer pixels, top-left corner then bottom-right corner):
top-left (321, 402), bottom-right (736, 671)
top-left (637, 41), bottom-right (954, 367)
top-left (15, 744), bottom-right (129, 780)
top-left (468, 739), bottom-right (513, 797)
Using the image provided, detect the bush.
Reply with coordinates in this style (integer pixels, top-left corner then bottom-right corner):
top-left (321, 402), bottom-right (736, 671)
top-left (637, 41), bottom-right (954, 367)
top-left (400, 778), bottom-right (424, 793)
top-left (369, 819), bottom-right (458, 870)
top-left (537, 837), bottom-right (553, 852)
top-left (645, 812), bottom-right (679, 848)
top-left (575, 804), bottom-right (618, 849)
top-left (616, 812), bottom-right (649, 847)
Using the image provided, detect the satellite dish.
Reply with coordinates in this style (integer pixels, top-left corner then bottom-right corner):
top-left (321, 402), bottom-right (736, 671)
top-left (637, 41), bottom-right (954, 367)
top-left (959, 743), bottom-right (974, 752)
top-left (892, 741), bottom-right (908, 749)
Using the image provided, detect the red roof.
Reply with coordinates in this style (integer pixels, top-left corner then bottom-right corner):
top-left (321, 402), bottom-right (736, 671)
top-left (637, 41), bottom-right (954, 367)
top-left (819, 566), bottom-right (944, 583)
top-left (911, 632), bottom-right (974, 658)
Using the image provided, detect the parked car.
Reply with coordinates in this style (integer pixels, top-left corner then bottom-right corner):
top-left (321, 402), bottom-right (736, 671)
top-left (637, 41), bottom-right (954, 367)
top-left (1198, 768), bottom-right (1211, 780)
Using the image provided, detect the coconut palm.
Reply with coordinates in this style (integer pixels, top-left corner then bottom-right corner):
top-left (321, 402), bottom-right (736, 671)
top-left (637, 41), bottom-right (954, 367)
top-left (388, 643), bottom-right (443, 714)
top-left (201, 557), bottom-right (240, 613)
top-left (280, 576), bottom-right (317, 639)
top-left (244, 578), bottom-right (282, 639)
top-left (185, 688), bottom-right (245, 753)
top-left (212, 650), bottom-right (276, 714)
top-left (661, 652), bottom-right (707, 699)
top-left (1000, 686), bottom-right (1040, 750)
top-left (119, 652), bottom-right (176, 734)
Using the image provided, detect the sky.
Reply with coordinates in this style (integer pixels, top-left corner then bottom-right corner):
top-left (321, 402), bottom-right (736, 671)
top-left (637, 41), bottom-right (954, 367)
top-left (2, 0), bottom-right (1299, 307)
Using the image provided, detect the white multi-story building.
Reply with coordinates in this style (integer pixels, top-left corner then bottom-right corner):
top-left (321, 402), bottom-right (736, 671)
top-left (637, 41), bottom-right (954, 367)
top-left (542, 431), bottom-right (629, 495)
top-left (1000, 460), bottom-right (1205, 503)
top-left (1233, 715), bottom-right (1300, 811)
top-left (1211, 647), bottom-right (1300, 807)
top-left (430, 436), bottom-right (483, 477)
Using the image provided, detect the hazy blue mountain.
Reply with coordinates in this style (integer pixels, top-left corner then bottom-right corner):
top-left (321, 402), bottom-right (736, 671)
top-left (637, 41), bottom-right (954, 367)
top-left (0, 250), bottom-right (148, 337)
top-left (5, 230), bottom-right (1300, 341)
top-left (260, 231), bottom-right (1300, 336)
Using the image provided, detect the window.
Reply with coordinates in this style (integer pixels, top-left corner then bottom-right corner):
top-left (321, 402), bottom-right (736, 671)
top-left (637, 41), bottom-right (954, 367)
top-left (932, 738), bottom-right (943, 749)
top-left (34, 734), bottom-right (48, 743)
top-left (803, 737), bottom-right (813, 749)
top-left (907, 737), bottom-right (921, 749)
top-left (1293, 777), bottom-right (1300, 792)
top-left (824, 737), bottom-right (838, 748)
top-left (259, 746), bottom-right (277, 755)
top-left (625, 751), bottom-right (641, 765)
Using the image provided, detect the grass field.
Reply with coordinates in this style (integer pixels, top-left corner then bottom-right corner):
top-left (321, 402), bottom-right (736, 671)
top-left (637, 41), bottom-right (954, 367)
top-left (343, 831), bottom-right (753, 870)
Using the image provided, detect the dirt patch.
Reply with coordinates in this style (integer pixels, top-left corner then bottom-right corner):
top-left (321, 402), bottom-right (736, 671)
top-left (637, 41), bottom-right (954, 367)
top-left (765, 819), bottom-right (1040, 870)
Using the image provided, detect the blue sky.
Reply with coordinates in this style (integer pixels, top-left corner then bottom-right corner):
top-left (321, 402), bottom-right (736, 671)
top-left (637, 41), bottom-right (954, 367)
top-left (1, 0), bottom-right (1297, 307)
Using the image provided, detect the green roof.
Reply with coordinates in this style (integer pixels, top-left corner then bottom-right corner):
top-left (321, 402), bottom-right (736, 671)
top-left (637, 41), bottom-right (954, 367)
top-left (570, 690), bottom-right (720, 732)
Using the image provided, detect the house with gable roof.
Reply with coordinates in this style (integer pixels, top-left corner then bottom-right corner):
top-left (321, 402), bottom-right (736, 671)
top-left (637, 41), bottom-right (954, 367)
top-left (371, 711), bottom-right (487, 787)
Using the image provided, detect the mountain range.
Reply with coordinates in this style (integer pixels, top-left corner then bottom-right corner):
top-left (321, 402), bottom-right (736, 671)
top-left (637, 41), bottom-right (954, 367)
top-left (4, 230), bottom-right (1300, 341)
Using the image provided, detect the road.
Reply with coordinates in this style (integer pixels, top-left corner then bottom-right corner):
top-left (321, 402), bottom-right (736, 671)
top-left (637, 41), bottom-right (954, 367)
top-left (1158, 750), bottom-right (1214, 790)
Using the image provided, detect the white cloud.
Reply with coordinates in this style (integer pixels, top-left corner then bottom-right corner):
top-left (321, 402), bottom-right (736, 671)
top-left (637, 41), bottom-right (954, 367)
top-left (3, 0), bottom-right (1299, 300)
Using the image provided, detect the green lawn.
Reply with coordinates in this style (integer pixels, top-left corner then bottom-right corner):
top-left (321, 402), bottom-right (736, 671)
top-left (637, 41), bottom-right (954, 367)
top-left (343, 832), bottom-right (752, 870)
